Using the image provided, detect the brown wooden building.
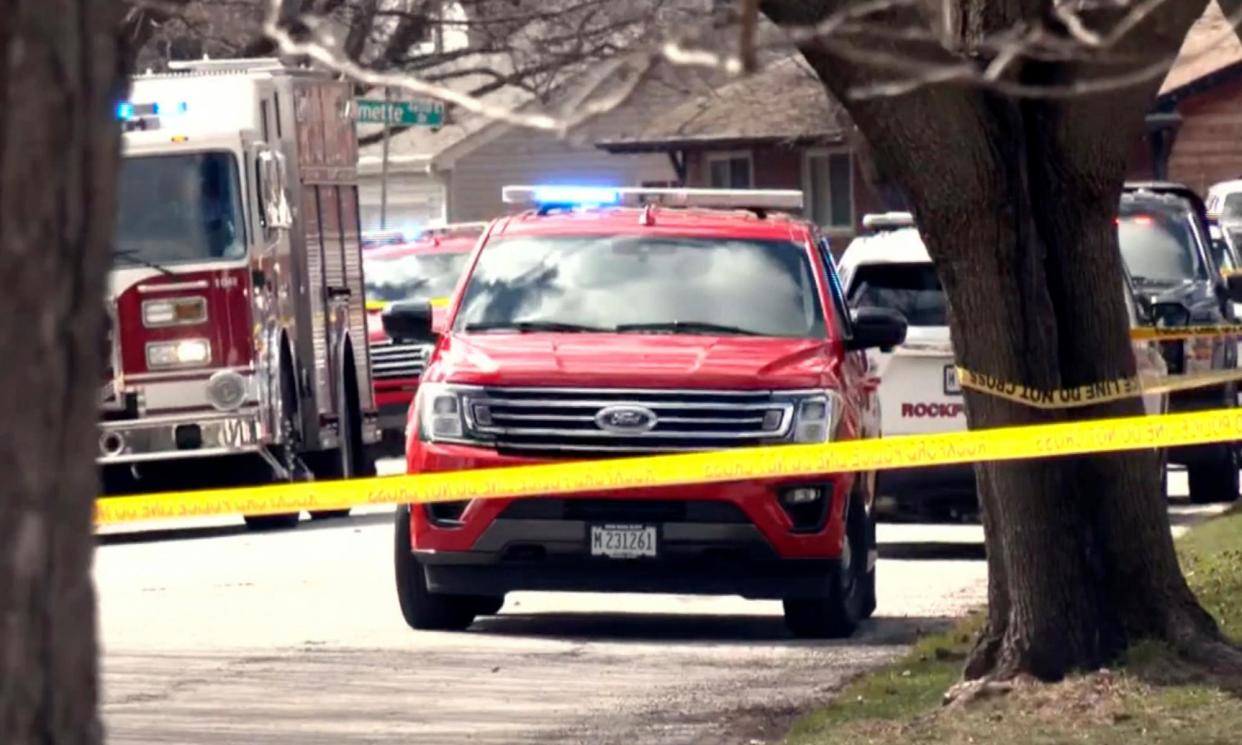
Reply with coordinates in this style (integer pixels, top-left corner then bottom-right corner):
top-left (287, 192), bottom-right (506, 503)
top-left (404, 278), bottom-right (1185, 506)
top-left (1131, 1), bottom-right (1242, 192)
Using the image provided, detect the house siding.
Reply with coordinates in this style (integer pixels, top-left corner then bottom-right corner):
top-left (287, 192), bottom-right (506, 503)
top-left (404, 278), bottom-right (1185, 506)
top-left (1129, 76), bottom-right (1242, 193)
top-left (446, 130), bottom-right (673, 221)
top-left (683, 144), bottom-right (885, 246)
top-left (440, 62), bottom-right (728, 221)
top-left (1165, 76), bottom-right (1242, 194)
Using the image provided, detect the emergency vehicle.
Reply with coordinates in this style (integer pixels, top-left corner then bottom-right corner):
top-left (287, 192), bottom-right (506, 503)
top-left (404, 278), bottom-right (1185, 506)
top-left (382, 185), bottom-right (909, 638)
top-left (101, 58), bottom-right (380, 529)
top-left (364, 222), bottom-right (485, 453)
top-left (838, 212), bottom-right (1170, 519)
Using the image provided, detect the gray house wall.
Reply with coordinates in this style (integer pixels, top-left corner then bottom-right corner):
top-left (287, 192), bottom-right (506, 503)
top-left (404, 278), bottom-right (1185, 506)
top-left (445, 133), bottom-right (673, 222)
top-left (439, 63), bottom-right (725, 221)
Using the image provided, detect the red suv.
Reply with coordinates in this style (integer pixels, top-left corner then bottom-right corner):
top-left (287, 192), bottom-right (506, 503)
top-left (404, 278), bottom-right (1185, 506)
top-left (364, 224), bottom-right (484, 454)
top-left (382, 186), bottom-right (907, 638)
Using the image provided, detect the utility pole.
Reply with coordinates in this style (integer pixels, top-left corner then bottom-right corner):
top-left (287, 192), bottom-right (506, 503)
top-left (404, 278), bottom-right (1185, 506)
top-left (380, 85), bottom-right (391, 229)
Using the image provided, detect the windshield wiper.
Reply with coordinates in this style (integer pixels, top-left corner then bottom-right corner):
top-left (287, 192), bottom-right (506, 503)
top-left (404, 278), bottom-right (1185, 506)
top-left (463, 320), bottom-right (608, 333)
top-left (114, 249), bottom-right (175, 276)
top-left (614, 320), bottom-right (766, 336)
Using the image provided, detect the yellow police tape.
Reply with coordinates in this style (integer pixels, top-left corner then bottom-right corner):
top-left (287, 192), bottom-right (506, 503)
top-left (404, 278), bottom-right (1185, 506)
top-left (954, 366), bottom-right (1242, 410)
top-left (365, 297), bottom-right (451, 312)
top-left (1130, 324), bottom-right (1242, 341)
top-left (94, 406), bottom-right (1242, 526)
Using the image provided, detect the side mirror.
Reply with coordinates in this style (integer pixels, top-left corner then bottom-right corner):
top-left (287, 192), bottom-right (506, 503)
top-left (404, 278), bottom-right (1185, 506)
top-left (847, 306), bottom-right (908, 351)
top-left (1150, 300), bottom-right (1192, 328)
top-left (382, 300), bottom-right (435, 342)
top-left (1227, 272), bottom-right (1242, 304)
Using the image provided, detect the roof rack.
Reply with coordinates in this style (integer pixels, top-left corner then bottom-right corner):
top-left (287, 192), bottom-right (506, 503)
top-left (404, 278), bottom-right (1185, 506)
top-left (414, 221), bottom-right (488, 237)
top-left (361, 229), bottom-right (406, 248)
top-left (501, 185), bottom-right (804, 215)
top-left (166, 57), bottom-right (289, 74)
top-left (861, 212), bottom-right (915, 231)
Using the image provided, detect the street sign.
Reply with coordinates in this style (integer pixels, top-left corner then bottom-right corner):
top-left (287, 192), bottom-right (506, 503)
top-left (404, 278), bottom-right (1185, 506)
top-left (356, 98), bottom-right (445, 127)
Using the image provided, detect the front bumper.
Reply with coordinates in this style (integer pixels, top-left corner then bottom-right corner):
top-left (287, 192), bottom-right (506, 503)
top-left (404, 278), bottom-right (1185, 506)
top-left (374, 381), bottom-right (417, 432)
top-left (874, 463), bottom-right (978, 519)
top-left (418, 543), bottom-right (842, 600)
top-left (96, 409), bottom-right (265, 465)
top-left (406, 441), bottom-right (854, 563)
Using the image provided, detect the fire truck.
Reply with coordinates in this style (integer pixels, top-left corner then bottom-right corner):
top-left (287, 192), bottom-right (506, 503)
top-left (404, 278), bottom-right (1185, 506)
top-left (101, 58), bottom-right (380, 530)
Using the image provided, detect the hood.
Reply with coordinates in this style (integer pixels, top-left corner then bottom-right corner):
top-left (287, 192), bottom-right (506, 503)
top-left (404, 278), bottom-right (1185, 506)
top-left (429, 333), bottom-right (836, 390)
top-left (1138, 278), bottom-right (1223, 321)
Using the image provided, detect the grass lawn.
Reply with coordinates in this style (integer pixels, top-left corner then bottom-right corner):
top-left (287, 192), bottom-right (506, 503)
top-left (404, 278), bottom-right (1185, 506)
top-left (787, 507), bottom-right (1242, 745)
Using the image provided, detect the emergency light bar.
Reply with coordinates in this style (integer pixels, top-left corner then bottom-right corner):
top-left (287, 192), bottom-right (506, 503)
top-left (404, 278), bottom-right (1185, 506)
top-left (861, 212), bottom-right (915, 231)
top-left (116, 99), bottom-right (190, 132)
top-left (501, 185), bottom-right (804, 211)
top-left (416, 222), bottom-right (489, 237)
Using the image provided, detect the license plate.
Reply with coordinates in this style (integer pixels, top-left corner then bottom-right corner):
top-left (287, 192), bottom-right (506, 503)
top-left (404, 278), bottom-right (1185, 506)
top-left (590, 524), bottom-right (658, 559)
top-left (944, 365), bottom-right (961, 395)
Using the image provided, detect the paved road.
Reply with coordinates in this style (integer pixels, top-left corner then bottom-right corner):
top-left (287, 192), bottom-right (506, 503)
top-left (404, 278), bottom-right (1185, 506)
top-left (94, 464), bottom-right (1222, 745)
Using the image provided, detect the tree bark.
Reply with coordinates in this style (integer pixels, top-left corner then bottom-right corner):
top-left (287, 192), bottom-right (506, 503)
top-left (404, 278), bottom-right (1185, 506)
top-left (0, 1), bottom-right (125, 742)
top-left (761, 0), bottom-right (1242, 681)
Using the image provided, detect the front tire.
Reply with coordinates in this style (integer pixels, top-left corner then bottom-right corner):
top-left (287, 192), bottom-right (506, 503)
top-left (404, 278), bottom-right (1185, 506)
top-left (783, 490), bottom-right (871, 639)
top-left (1187, 446), bottom-right (1240, 504)
top-left (309, 509), bottom-right (351, 520)
top-left (244, 513), bottom-right (301, 531)
top-left (394, 505), bottom-right (478, 631)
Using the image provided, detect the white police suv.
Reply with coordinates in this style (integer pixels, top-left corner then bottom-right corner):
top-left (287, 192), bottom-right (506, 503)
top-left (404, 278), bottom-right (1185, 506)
top-left (838, 212), bottom-right (1168, 520)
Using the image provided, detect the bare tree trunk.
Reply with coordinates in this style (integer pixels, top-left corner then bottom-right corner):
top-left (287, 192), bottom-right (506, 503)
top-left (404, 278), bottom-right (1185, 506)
top-left (0, 1), bottom-right (125, 741)
top-left (761, 0), bottom-right (1242, 681)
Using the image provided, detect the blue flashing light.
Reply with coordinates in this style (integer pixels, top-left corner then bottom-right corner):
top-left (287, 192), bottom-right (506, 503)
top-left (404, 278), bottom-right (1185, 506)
top-left (116, 102), bottom-right (135, 120)
top-left (531, 185), bottom-right (619, 206)
top-left (153, 101), bottom-right (188, 116)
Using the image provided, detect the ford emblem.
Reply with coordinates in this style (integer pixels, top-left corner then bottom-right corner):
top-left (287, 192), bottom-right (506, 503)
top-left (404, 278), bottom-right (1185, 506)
top-left (595, 405), bottom-right (658, 434)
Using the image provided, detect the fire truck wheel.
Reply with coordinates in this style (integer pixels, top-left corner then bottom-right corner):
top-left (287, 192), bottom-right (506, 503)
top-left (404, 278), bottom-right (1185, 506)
top-left (244, 513), bottom-right (301, 531)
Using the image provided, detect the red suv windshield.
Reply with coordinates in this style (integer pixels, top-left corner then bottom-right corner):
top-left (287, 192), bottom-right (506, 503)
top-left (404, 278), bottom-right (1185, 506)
top-left (364, 250), bottom-right (472, 304)
top-left (453, 234), bottom-right (826, 338)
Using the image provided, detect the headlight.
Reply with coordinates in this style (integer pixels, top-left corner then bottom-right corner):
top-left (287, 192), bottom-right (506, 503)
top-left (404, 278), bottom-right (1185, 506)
top-left (417, 383), bottom-right (466, 441)
top-left (142, 297), bottom-right (207, 327)
top-left (206, 370), bottom-right (247, 411)
top-left (791, 394), bottom-right (839, 443)
top-left (146, 339), bottom-right (211, 368)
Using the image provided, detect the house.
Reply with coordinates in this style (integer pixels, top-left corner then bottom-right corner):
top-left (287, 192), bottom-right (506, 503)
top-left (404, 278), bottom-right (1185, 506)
top-left (1132, 1), bottom-right (1242, 192)
top-left (595, 55), bottom-right (893, 242)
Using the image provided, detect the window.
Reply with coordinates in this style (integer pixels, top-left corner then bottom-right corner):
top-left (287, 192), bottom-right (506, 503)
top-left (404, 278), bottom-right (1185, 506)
top-left (455, 234), bottom-right (826, 339)
top-left (805, 149), bottom-right (854, 230)
top-left (847, 262), bottom-right (948, 327)
top-left (1117, 198), bottom-right (1208, 283)
top-left (706, 152), bottom-right (753, 189)
top-left (364, 250), bottom-right (473, 305)
top-left (115, 151), bottom-right (247, 267)
top-left (1223, 193), bottom-right (1242, 222)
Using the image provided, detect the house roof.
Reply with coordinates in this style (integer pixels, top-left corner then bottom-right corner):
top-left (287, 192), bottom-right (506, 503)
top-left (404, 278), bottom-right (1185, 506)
top-left (1159, 1), bottom-right (1242, 100)
top-left (357, 0), bottom-right (746, 171)
top-left (595, 56), bottom-right (847, 153)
